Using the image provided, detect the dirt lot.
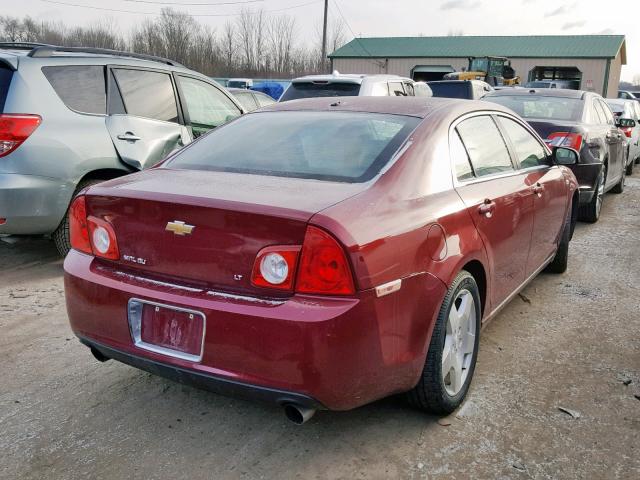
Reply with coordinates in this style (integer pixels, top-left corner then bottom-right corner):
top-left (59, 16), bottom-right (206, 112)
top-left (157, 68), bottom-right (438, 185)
top-left (1, 174), bottom-right (639, 480)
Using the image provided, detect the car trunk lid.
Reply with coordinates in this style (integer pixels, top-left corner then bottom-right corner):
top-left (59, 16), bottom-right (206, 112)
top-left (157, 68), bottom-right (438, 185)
top-left (85, 168), bottom-right (366, 295)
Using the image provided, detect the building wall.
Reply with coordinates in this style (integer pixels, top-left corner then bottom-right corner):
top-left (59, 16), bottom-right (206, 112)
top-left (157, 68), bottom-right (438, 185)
top-left (333, 55), bottom-right (622, 97)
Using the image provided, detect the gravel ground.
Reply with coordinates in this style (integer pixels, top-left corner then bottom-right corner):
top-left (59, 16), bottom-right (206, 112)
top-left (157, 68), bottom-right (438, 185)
top-left (1, 173), bottom-right (639, 480)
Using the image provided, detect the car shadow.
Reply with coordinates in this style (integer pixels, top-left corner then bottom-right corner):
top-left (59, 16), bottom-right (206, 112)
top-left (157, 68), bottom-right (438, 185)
top-left (0, 236), bottom-right (64, 285)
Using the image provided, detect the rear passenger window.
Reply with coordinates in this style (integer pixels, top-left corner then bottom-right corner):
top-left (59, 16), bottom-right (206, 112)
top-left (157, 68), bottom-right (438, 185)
top-left (42, 66), bottom-right (106, 114)
top-left (497, 117), bottom-right (548, 168)
top-left (450, 130), bottom-right (474, 181)
top-left (456, 116), bottom-right (514, 177)
top-left (113, 69), bottom-right (178, 123)
top-left (0, 65), bottom-right (13, 111)
top-left (404, 82), bottom-right (415, 96)
top-left (598, 99), bottom-right (615, 125)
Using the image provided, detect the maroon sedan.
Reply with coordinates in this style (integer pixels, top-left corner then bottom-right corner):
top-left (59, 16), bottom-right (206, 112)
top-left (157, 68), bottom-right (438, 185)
top-left (65, 97), bottom-right (579, 423)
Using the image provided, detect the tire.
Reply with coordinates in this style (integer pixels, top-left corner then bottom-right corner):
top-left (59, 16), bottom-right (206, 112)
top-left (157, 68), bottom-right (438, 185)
top-left (625, 157), bottom-right (634, 176)
top-left (52, 179), bottom-right (104, 257)
top-left (545, 203), bottom-right (571, 274)
top-left (611, 165), bottom-right (625, 194)
top-left (407, 271), bottom-right (481, 414)
top-left (578, 168), bottom-right (605, 223)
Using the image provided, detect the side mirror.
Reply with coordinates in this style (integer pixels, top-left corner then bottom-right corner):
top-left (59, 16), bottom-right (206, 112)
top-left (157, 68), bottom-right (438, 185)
top-left (552, 146), bottom-right (579, 165)
top-left (616, 118), bottom-right (636, 128)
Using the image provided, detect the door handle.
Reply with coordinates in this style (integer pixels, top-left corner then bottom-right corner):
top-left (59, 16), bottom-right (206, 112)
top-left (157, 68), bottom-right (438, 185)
top-left (117, 132), bottom-right (141, 142)
top-left (478, 199), bottom-right (496, 218)
top-left (532, 182), bottom-right (544, 196)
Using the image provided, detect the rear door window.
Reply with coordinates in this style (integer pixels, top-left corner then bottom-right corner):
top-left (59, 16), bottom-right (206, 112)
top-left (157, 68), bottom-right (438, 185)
top-left (497, 117), bottom-right (548, 169)
top-left (42, 65), bottom-right (106, 114)
top-left (403, 82), bottom-right (415, 96)
top-left (596, 99), bottom-right (615, 125)
top-left (456, 115), bottom-right (514, 177)
top-left (254, 92), bottom-right (275, 107)
top-left (177, 76), bottom-right (241, 137)
top-left (0, 65), bottom-right (13, 111)
top-left (113, 69), bottom-right (178, 123)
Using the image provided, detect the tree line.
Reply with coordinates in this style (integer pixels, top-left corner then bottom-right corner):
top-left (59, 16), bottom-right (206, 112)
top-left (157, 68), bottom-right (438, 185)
top-left (0, 8), bottom-right (348, 78)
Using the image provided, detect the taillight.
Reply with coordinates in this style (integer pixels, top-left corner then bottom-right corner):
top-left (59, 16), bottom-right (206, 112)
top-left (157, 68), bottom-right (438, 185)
top-left (546, 132), bottom-right (583, 151)
top-left (296, 226), bottom-right (355, 295)
top-left (251, 246), bottom-right (300, 291)
top-left (69, 195), bottom-right (92, 254)
top-left (251, 226), bottom-right (355, 295)
top-left (87, 216), bottom-right (119, 260)
top-left (68, 195), bottom-right (119, 259)
top-left (621, 127), bottom-right (633, 138)
top-left (0, 114), bottom-right (41, 158)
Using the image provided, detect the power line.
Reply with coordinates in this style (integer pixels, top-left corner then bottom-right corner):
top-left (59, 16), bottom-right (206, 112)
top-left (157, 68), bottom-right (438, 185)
top-left (124, 0), bottom-right (263, 5)
top-left (39, 0), bottom-right (322, 17)
top-left (331, 0), bottom-right (384, 69)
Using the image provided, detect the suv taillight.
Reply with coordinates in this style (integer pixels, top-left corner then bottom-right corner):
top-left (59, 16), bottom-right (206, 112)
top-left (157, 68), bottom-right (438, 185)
top-left (68, 195), bottom-right (119, 259)
top-left (0, 114), bottom-right (41, 158)
top-left (251, 226), bottom-right (355, 295)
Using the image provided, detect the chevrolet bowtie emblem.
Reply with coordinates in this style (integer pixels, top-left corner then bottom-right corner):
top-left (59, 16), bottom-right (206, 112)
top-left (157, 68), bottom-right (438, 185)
top-left (165, 220), bottom-right (195, 236)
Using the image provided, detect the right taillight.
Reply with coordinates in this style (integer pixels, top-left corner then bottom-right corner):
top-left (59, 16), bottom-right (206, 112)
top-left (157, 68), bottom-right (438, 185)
top-left (69, 195), bottom-right (92, 254)
top-left (621, 127), bottom-right (633, 138)
top-left (296, 226), bottom-right (355, 295)
top-left (546, 132), bottom-right (583, 151)
top-left (251, 226), bottom-right (356, 295)
top-left (0, 114), bottom-right (41, 158)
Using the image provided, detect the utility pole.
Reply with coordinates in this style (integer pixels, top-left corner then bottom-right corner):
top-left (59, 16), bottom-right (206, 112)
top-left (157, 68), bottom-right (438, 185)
top-left (321, 0), bottom-right (329, 72)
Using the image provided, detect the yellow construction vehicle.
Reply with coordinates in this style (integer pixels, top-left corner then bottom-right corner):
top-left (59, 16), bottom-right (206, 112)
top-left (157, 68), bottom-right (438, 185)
top-left (443, 56), bottom-right (520, 86)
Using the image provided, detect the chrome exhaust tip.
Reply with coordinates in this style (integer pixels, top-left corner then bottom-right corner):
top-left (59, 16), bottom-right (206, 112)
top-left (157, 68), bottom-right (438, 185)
top-left (283, 403), bottom-right (316, 425)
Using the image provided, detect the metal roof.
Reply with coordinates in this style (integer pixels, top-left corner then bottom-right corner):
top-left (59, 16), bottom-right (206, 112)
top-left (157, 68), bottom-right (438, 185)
top-left (329, 35), bottom-right (626, 62)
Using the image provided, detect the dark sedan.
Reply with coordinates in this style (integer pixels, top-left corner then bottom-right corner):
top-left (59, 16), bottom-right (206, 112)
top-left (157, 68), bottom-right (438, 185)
top-left (484, 89), bottom-right (626, 222)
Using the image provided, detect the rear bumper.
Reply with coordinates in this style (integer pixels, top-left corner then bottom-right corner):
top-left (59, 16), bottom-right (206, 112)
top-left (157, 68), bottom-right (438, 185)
top-left (64, 250), bottom-right (446, 411)
top-left (80, 336), bottom-right (325, 410)
top-left (0, 173), bottom-right (74, 234)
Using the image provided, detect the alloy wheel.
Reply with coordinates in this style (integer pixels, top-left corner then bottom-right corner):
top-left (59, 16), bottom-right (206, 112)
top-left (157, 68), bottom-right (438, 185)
top-left (442, 289), bottom-right (477, 396)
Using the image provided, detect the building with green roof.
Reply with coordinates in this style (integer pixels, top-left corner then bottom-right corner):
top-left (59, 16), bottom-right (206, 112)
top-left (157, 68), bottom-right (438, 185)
top-left (329, 35), bottom-right (627, 97)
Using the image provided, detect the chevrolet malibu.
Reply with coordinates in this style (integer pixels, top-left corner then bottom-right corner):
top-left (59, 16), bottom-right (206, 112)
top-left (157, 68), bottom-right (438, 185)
top-left (65, 97), bottom-right (579, 424)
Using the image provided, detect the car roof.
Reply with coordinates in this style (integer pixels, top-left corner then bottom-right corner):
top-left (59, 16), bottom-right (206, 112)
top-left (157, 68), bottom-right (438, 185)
top-left (291, 72), bottom-right (410, 85)
top-left (485, 88), bottom-right (588, 99)
top-left (257, 96), bottom-right (510, 119)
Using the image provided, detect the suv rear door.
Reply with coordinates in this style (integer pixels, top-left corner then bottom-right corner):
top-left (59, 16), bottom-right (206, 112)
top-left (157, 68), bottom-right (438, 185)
top-left (106, 67), bottom-right (190, 170)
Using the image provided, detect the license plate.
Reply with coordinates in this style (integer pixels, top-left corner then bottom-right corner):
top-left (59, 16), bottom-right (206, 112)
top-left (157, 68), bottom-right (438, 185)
top-left (128, 299), bottom-right (205, 362)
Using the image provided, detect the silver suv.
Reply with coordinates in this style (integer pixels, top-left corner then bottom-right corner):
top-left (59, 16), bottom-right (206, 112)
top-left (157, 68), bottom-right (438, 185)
top-left (279, 71), bottom-right (432, 101)
top-left (0, 43), bottom-right (244, 255)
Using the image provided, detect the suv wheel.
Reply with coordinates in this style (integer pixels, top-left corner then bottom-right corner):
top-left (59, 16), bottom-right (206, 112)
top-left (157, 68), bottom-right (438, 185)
top-left (52, 179), bottom-right (104, 256)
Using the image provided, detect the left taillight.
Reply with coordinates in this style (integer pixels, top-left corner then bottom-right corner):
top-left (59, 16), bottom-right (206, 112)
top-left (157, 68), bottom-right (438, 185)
top-left (0, 114), bottom-right (41, 158)
top-left (621, 127), bottom-right (633, 138)
top-left (68, 195), bottom-right (119, 259)
top-left (69, 195), bottom-right (92, 255)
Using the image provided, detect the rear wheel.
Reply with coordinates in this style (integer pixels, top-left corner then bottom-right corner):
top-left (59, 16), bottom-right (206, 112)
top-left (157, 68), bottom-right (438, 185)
top-left (578, 168), bottom-right (605, 223)
top-left (407, 271), bottom-right (481, 414)
top-left (625, 155), bottom-right (634, 176)
top-left (52, 179), bottom-right (104, 256)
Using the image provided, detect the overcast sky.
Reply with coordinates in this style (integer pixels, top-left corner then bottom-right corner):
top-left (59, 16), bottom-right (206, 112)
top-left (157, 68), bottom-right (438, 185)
top-left (4, 0), bottom-right (638, 82)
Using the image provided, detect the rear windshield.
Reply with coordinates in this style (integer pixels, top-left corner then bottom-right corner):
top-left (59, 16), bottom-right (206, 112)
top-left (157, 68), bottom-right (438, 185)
top-left (485, 95), bottom-right (583, 121)
top-left (166, 111), bottom-right (419, 182)
top-left (525, 82), bottom-right (552, 88)
top-left (606, 103), bottom-right (624, 114)
top-left (280, 82), bottom-right (361, 102)
top-left (428, 82), bottom-right (471, 99)
top-left (0, 65), bottom-right (13, 111)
